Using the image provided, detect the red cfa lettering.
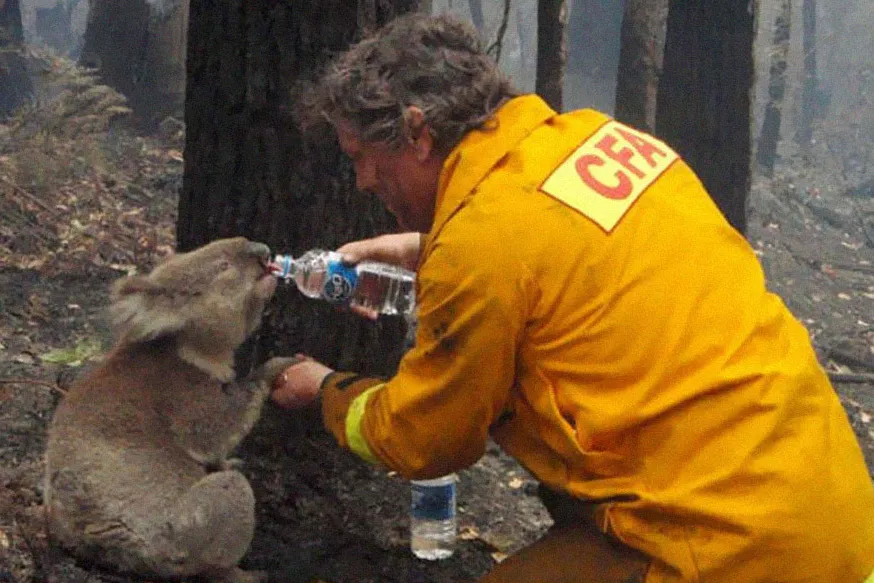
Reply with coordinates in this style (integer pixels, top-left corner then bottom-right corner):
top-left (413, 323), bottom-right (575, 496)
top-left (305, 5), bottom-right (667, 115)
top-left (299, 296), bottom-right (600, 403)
top-left (574, 124), bottom-right (671, 199)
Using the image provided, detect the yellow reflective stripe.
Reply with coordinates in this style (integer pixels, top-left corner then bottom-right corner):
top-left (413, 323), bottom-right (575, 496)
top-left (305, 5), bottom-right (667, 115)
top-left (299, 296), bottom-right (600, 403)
top-left (865, 568), bottom-right (874, 583)
top-left (345, 383), bottom-right (384, 464)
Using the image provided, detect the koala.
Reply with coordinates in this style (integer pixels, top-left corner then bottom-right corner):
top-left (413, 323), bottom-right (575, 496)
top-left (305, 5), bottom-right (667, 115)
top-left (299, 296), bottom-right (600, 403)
top-left (44, 237), bottom-right (299, 583)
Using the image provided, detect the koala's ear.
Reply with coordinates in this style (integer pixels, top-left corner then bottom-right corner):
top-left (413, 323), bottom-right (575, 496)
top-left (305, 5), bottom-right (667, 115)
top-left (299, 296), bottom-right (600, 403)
top-left (109, 275), bottom-right (185, 344)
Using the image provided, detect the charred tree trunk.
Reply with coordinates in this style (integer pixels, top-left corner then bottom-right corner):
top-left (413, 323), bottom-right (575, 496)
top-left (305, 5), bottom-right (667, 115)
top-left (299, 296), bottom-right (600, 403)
top-left (536, 0), bottom-right (567, 111)
top-left (614, 0), bottom-right (668, 132)
top-left (181, 1), bottom-right (416, 378)
top-left (80, 0), bottom-right (187, 126)
top-left (655, 1), bottom-right (754, 235)
top-left (796, 0), bottom-right (818, 154)
top-left (755, 0), bottom-right (791, 177)
top-left (0, 0), bottom-right (32, 117)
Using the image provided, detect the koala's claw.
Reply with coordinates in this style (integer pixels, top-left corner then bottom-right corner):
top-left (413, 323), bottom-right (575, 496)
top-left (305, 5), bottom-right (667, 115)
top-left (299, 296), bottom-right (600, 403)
top-left (256, 356), bottom-right (306, 387)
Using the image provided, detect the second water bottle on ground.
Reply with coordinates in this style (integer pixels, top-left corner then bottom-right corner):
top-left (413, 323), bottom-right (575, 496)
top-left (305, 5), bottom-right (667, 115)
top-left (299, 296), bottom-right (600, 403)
top-left (272, 249), bottom-right (415, 316)
top-left (410, 474), bottom-right (458, 560)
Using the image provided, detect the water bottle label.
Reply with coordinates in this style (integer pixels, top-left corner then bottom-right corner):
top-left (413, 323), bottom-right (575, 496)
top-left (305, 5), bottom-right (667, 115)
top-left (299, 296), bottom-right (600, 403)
top-left (411, 482), bottom-right (456, 521)
top-left (323, 260), bottom-right (358, 303)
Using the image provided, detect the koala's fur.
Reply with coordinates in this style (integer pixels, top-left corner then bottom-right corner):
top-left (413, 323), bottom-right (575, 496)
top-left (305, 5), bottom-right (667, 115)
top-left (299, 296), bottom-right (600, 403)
top-left (44, 237), bottom-right (298, 583)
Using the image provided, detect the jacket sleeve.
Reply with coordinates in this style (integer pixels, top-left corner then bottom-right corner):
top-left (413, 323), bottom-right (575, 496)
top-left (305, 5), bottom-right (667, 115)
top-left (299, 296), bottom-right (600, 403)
top-left (321, 223), bottom-right (531, 480)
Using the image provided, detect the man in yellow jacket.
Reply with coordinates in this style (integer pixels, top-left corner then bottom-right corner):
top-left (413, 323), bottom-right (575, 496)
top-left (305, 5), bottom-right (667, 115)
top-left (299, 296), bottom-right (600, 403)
top-left (272, 12), bottom-right (874, 583)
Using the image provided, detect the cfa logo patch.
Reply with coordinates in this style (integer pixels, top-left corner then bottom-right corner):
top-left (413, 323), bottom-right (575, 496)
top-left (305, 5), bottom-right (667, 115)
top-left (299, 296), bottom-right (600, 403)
top-left (540, 120), bottom-right (679, 232)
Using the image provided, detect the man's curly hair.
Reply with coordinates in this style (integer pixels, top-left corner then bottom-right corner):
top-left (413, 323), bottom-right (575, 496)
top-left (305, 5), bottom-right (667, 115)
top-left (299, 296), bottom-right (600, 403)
top-left (305, 12), bottom-right (519, 154)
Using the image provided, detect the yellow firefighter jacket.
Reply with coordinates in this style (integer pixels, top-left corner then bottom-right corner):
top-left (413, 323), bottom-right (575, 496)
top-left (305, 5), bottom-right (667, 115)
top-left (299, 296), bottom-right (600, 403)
top-left (321, 94), bottom-right (874, 582)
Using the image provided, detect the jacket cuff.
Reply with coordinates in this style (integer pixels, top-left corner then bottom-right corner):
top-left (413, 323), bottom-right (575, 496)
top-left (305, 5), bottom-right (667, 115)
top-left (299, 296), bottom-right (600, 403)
top-left (321, 371), bottom-right (385, 448)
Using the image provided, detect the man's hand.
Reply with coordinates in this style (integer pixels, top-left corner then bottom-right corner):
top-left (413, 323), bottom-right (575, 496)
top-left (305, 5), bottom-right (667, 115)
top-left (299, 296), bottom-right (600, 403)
top-left (270, 355), bottom-right (334, 409)
top-left (337, 232), bottom-right (423, 271)
top-left (336, 232), bottom-right (422, 320)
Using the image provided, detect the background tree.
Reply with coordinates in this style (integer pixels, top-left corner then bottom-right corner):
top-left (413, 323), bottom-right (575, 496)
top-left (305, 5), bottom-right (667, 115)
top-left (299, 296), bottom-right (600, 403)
top-left (0, 0), bottom-right (33, 116)
top-left (756, 0), bottom-right (791, 178)
top-left (795, 0), bottom-right (818, 154)
top-left (614, 0), bottom-right (667, 132)
top-left (535, 0), bottom-right (567, 110)
top-left (79, 0), bottom-right (187, 125)
top-left (467, 0), bottom-right (483, 31)
top-left (655, 0), bottom-right (754, 234)
top-left (180, 0), bottom-right (415, 379)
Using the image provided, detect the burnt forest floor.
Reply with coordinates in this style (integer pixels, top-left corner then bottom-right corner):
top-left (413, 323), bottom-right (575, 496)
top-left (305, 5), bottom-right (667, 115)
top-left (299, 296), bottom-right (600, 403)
top-left (2, 54), bottom-right (874, 583)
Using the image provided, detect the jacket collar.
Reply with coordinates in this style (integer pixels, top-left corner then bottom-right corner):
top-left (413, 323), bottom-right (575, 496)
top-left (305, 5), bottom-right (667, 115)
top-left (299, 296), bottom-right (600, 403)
top-left (424, 94), bottom-right (557, 252)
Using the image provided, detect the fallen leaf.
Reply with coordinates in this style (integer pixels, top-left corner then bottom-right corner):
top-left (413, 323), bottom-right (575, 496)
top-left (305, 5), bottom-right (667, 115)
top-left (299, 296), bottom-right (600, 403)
top-left (491, 551), bottom-right (509, 563)
top-left (459, 526), bottom-right (481, 540)
top-left (40, 338), bottom-right (103, 367)
top-left (508, 477), bottom-right (524, 489)
top-left (838, 293), bottom-right (852, 301)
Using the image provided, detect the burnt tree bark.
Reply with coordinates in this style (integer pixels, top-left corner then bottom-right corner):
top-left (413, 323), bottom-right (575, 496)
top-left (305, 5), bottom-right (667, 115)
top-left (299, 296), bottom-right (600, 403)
top-left (796, 0), bottom-right (818, 153)
top-left (536, 0), bottom-right (567, 111)
top-left (0, 0), bottom-right (32, 117)
top-left (655, 1), bottom-right (754, 235)
top-left (614, 0), bottom-right (668, 132)
top-left (181, 1), bottom-right (416, 379)
top-left (755, 0), bottom-right (791, 177)
top-left (80, 0), bottom-right (187, 125)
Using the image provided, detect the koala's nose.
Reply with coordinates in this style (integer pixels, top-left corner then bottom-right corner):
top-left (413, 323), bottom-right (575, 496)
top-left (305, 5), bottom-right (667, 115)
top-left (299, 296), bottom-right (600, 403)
top-left (247, 241), bottom-right (272, 261)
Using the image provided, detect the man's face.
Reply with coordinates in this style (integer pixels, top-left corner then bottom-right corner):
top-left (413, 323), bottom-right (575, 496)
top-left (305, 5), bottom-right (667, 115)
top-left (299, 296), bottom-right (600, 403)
top-left (336, 120), bottom-right (441, 233)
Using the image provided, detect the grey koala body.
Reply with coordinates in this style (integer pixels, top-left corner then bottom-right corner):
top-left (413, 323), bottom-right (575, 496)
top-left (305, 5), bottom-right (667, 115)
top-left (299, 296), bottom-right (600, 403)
top-left (44, 237), bottom-right (294, 583)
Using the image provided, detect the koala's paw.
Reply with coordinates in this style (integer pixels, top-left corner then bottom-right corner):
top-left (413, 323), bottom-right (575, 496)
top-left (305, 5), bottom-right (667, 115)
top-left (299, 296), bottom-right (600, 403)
top-left (255, 356), bottom-right (305, 388)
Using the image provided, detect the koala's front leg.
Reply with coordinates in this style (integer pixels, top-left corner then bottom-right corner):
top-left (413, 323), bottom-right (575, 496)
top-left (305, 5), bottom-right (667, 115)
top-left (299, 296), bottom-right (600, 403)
top-left (219, 355), bottom-right (305, 443)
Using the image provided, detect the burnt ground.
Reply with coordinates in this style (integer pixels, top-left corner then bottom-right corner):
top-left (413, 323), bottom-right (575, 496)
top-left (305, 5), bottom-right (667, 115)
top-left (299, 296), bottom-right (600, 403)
top-left (2, 59), bottom-right (874, 583)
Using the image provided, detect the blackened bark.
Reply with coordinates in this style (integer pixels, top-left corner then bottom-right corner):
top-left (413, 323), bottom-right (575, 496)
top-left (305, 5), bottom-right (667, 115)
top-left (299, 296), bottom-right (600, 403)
top-left (614, 0), bottom-right (668, 132)
top-left (655, 0), bottom-right (754, 235)
top-left (181, 0), bottom-right (416, 377)
top-left (0, 0), bottom-right (32, 117)
top-left (755, 0), bottom-right (791, 177)
top-left (536, 0), bottom-right (567, 111)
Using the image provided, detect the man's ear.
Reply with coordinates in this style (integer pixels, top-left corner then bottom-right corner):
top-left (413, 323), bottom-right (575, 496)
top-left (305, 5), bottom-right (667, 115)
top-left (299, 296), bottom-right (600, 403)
top-left (403, 105), bottom-right (434, 162)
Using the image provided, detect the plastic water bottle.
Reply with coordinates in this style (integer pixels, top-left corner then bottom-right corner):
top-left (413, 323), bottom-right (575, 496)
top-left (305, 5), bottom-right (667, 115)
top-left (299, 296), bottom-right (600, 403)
top-left (271, 250), bottom-right (415, 316)
top-left (410, 474), bottom-right (457, 560)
